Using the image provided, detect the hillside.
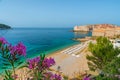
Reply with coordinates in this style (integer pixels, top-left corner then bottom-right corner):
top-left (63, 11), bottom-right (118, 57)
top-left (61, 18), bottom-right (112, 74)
top-left (0, 24), bottom-right (11, 29)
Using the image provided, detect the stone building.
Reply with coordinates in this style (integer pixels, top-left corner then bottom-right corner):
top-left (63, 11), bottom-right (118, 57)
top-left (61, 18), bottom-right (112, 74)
top-left (74, 24), bottom-right (120, 37)
top-left (92, 24), bottom-right (120, 37)
top-left (73, 26), bottom-right (89, 31)
top-left (115, 27), bottom-right (120, 35)
top-left (92, 30), bottom-right (105, 37)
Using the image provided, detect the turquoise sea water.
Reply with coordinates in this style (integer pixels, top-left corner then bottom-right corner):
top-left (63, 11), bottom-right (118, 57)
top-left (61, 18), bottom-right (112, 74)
top-left (0, 28), bottom-right (91, 72)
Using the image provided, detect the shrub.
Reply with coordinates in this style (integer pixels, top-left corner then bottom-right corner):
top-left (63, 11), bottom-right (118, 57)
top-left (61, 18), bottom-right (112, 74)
top-left (0, 37), bottom-right (26, 79)
top-left (0, 37), bottom-right (62, 80)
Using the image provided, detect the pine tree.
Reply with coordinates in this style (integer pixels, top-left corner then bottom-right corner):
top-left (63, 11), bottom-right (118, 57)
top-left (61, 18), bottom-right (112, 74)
top-left (87, 37), bottom-right (120, 72)
top-left (103, 57), bottom-right (120, 77)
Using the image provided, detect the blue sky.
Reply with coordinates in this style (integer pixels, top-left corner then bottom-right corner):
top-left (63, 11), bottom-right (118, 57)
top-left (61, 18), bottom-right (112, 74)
top-left (0, 0), bottom-right (120, 28)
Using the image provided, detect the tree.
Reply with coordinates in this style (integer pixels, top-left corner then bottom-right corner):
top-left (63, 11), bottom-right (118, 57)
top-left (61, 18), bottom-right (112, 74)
top-left (103, 57), bottom-right (120, 79)
top-left (87, 37), bottom-right (120, 72)
top-left (94, 57), bottom-right (120, 80)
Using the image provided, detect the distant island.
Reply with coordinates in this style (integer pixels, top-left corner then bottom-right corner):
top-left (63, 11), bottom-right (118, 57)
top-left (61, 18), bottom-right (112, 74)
top-left (73, 24), bottom-right (120, 38)
top-left (0, 24), bottom-right (11, 29)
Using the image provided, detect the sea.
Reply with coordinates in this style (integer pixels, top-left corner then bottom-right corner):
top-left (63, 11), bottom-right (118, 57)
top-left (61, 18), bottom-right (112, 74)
top-left (0, 28), bottom-right (92, 73)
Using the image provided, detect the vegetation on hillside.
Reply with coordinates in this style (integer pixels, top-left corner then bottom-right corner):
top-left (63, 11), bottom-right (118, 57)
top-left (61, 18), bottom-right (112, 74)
top-left (87, 37), bottom-right (120, 80)
top-left (0, 24), bottom-right (11, 29)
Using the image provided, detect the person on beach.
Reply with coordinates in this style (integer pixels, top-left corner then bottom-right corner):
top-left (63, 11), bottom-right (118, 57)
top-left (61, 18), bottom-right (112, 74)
top-left (57, 66), bottom-right (61, 72)
top-left (57, 66), bottom-right (63, 75)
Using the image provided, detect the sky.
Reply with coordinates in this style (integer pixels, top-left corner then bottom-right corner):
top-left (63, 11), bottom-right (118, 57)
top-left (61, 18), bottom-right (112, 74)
top-left (0, 0), bottom-right (120, 28)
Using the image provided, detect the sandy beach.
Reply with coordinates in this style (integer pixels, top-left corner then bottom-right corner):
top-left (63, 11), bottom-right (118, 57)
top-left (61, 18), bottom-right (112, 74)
top-left (48, 41), bottom-right (90, 78)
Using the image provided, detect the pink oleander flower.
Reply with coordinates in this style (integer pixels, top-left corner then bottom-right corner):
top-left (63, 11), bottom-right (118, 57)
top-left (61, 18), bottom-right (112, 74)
top-left (53, 74), bottom-right (62, 80)
top-left (83, 76), bottom-right (91, 80)
top-left (43, 72), bottom-right (62, 80)
top-left (28, 57), bottom-right (40, 69)
top-left (27, 56), bottom-right (55, 74)
top-left (15, 42), bottom-right (26, 56)
top-left (42, 57), bottom-right (55, 69)
top-left (43, 72), bottom-right (53, 80)
top-left (0, 37), bottom-right (8, 44)
top-left (12, 74), bottom-right (18, 79)
top-left (9, 42), bottom-right (26, 56)
top-left (9, 45), bottom-right (16, 55)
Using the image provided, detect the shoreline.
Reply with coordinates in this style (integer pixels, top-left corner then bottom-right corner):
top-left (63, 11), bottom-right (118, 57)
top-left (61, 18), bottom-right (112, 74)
top-left (25, 41), bottom-right (80, 59)
top-left (0, 42), bottom-right (81, 78)
top-left (0, 41), bottom-right (92, 79)
top-left (47, 40), bottom-right (91, 78)
top-left (46, 42), bottom-right (81, 57)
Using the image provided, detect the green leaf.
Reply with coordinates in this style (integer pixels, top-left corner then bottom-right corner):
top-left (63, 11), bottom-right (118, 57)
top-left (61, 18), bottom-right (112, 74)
top-left (87, 37), bottom-right (120, 72)
top-left (1, 66), bottom-right (8, 69)
top-left (17, 64), bottom-right (28, 69)
top-left (3, 62), bottom-right (10, 66)
top-left (40, 53), bottom-right (45, 61)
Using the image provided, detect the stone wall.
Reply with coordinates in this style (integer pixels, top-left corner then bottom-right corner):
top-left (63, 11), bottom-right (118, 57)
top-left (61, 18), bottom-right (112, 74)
top-left (92, 30), bottom-right (105, 37)
top-left (73, 24), bottom-right (120, 37)
top-left (73, 26), bottom-right (89, 31)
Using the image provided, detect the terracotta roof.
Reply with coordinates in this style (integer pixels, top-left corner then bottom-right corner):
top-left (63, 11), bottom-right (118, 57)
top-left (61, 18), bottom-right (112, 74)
top-left (93, 30), bottom-right (105, 32)
top-left (115, 27), bottom-right (120, 30)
